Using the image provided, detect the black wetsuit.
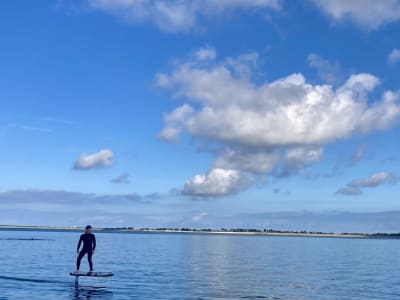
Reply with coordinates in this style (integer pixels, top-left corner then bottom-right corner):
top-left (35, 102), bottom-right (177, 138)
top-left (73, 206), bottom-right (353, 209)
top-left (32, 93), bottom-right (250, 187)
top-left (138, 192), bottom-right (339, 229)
top-left (76, 233), bottom-right (96, 271)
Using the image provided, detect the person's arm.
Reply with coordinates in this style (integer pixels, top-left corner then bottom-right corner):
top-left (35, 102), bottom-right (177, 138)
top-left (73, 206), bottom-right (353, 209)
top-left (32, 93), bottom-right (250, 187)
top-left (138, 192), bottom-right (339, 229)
top-left (92, 234), bottom-right (96, 252)
top-left (77, 235), bottom-right (83, 253)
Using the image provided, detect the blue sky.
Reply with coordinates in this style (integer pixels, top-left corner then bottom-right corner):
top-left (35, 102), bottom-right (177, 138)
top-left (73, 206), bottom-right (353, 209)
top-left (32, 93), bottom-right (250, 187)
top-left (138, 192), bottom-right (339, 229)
top-left (1, 0), bottom-right (400, 231)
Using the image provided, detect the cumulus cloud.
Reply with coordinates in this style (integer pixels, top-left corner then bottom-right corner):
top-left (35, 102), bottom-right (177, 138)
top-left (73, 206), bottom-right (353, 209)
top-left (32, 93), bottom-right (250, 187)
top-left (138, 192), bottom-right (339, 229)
top-left (312, 0), bottom-right (400, 30)
top-left (159, 104), bottom-right (194, 141)
top-left (336, 171), bottom-right (398, 196)
top-left (281, 147), bottom-right (323, 174)
top-left (111, 173), bottom-right (131, 184)
top-left (388, 48), bottom-right (400, 65)
top-left (183, 168), bottom-right (250, 198)
top-left (73, 149), bottom-right (114, 170)
top-left (158, 48), bottom-right (400, 198)
top-left (307, 53), bottom-right (343, 84)
top-left (214, 148), bottom-right (279, 174)
top-left (87, 0), bottom-right (281, 32)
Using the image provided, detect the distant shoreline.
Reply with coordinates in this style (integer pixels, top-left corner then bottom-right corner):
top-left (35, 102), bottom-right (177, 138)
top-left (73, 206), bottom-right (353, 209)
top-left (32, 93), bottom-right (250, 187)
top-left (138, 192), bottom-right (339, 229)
top-left (1, 225), bottom-right (398, 239)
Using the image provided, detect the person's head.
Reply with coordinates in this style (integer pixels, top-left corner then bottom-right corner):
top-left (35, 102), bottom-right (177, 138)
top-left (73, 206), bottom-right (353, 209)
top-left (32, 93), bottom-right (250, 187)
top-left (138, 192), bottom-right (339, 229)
top-left (85, 225), bottom-right (92, 233)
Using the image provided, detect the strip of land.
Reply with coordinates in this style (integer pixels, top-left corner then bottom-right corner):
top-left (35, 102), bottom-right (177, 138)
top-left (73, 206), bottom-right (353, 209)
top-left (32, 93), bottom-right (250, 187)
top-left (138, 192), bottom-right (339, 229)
top-left (1, 225), bottom-right (397, 239)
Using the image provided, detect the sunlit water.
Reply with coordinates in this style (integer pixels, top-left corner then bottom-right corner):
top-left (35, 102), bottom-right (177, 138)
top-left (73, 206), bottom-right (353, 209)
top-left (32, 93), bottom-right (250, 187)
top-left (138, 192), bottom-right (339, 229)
top-left (0, 230), bottom-right (400, 299)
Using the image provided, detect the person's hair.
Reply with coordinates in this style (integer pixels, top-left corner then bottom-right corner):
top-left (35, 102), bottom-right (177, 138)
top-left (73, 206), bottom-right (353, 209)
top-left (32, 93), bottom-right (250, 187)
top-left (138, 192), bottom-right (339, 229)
top-left (85, 225), bottom-right (92, 230)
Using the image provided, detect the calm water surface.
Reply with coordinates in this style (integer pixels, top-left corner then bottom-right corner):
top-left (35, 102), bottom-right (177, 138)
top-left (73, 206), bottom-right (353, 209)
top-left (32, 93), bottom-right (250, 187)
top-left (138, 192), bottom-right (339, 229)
top-left (0, 230), bottom-right (399, 299)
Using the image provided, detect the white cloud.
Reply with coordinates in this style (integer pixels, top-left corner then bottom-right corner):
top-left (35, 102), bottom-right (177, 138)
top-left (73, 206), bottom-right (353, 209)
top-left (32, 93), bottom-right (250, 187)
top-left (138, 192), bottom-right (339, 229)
top-left (214, 148), bottom-right (279, 174)
top-left (349, 172), bottom-right (397, 188)
top-left (87, 0), bottom-right (281, 32)
top-left (279, 147), bottom-right (323, 176)
top-left (183, 168), bottom-right (249, 198)
top-left (194, 47), bottom-right (217, 61)
top-left (74, 149), bottom-right (114, 170)
top-left (388, 48), bottom-right (400, 65)
top-left (111, 173), bottom-right (131, 184)
top-left (160, 66), bottom-right (396, 147)
top-left (158, 49), bottom-right (400, 197)
top-left (159, 127), bottom-right (181, 141)
top-left (307, 53), bottom-right (343, 84)
top-left (159, 104), bottom-right (194, 141)
top-left (312, 0), bottom-right (400, 30)
top-left (336, 171), bottom-right (397, 195)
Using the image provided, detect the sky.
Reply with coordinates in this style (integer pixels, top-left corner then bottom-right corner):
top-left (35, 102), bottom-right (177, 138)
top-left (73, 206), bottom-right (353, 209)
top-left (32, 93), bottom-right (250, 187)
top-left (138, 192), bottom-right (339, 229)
top-left (0, 0), bottom-right (400, 232)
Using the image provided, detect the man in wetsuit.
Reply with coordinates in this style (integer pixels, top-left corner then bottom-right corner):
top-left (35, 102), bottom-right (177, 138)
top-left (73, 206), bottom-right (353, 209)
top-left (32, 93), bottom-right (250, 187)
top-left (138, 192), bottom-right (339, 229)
top-left (75, 225), bottom-right (96, 273)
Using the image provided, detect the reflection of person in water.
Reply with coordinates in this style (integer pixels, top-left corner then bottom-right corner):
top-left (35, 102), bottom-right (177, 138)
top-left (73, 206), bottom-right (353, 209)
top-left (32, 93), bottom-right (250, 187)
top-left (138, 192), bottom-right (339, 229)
top-left (75, 225), bottom-right (96, 273)
top-left (73, 277), bottom-right (111, 300)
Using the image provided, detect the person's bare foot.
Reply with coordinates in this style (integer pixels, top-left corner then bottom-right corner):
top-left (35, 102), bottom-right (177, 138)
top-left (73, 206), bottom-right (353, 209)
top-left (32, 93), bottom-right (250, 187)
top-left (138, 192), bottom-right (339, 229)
top-left (73, 270), bottom-right (80, 274)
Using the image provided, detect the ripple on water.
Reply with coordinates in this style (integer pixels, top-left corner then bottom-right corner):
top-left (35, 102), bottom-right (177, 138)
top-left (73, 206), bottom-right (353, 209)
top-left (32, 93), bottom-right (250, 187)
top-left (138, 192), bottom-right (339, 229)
top-left (0, 231), bottom-right (400, 299)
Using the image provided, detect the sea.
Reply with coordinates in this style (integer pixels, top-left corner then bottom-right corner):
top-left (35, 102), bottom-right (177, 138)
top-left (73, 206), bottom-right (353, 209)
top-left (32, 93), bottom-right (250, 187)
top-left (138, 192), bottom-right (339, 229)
top-left (0, 229), bottom-right (399, 299)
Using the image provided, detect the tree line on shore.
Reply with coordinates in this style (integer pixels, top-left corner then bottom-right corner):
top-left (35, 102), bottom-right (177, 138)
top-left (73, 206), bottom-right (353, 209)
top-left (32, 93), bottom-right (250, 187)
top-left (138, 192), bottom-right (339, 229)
top-left (100, 227), bottom-right (400, 237)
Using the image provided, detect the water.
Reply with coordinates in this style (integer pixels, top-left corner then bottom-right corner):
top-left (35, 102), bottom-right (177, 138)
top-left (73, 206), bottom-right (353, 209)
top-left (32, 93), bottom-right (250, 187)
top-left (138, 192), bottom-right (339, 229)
top-left (0, 230), bottom-right (400, 299)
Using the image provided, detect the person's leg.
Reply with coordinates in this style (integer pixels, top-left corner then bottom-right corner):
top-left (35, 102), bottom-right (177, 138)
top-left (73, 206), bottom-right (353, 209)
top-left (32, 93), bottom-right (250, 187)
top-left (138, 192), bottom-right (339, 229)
top-left (87, 250), bottom-right (93, 271)
top-left (76, 250), bottom-right (86, 271)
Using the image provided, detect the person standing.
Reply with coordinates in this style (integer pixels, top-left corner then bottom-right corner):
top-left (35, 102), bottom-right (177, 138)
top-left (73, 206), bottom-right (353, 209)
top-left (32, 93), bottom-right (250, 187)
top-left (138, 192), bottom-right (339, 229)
top-left (74, 225), bottom-right (96, 273)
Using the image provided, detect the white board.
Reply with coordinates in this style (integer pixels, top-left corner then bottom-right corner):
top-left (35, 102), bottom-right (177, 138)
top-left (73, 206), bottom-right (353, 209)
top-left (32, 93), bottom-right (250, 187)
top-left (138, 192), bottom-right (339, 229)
top-left (70, 271), bottom-right (113, 277)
